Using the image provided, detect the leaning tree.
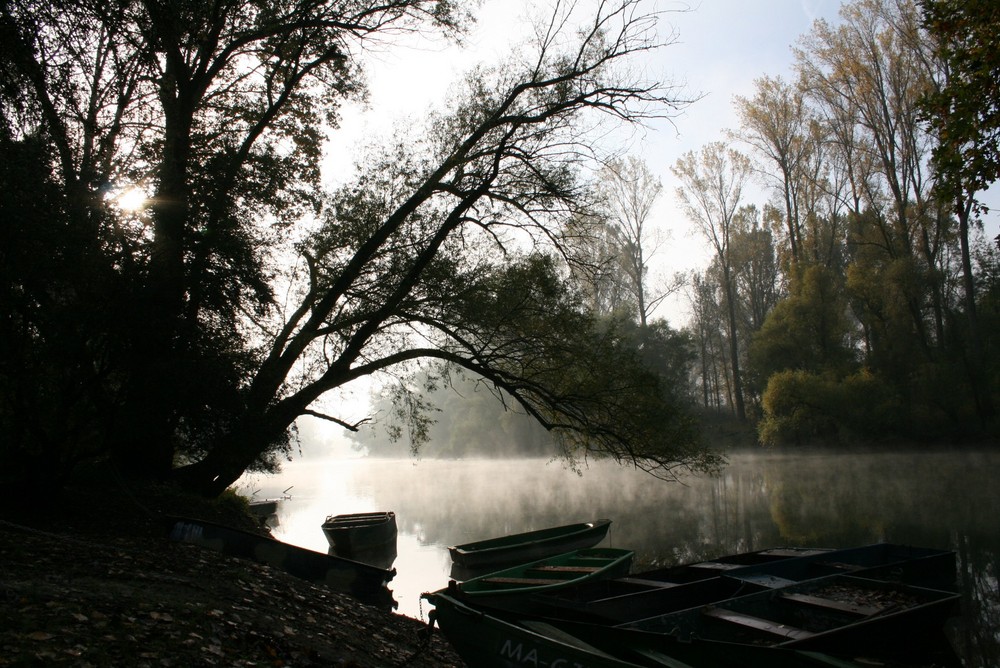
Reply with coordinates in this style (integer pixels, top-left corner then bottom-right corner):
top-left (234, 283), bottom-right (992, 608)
top-left (2, 0), bottom-right (722, 496)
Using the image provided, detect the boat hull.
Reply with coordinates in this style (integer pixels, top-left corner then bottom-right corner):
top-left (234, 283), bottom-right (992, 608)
top-left (426, 591), bottom-right (866, 668)
top-left (622, 574), bottom-right (960, 665)
top-left (426, 591), bottom-right (651, 668)
top-left (449, 519), bottom-right (613, 569)
top-left (321, 511), bottom-right (397, 553)
top-left (168, 517), bottom-right (395, 609)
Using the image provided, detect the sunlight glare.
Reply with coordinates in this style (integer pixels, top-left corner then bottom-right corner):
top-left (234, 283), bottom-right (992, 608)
top-left (115, 187), bottom-right (147, 212)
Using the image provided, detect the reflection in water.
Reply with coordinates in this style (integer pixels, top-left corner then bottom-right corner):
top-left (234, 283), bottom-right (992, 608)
top-left (249, 449), bottom-right (1000, 667)
top-left (329, 542), bottom-right (398, 571)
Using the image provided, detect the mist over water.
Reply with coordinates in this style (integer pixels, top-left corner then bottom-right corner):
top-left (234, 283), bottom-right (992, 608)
top-left (246, 449), bottom-right (1000, 666)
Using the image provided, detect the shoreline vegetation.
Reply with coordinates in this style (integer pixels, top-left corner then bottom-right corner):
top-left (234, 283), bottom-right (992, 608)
top-left (0, 477), bottom-right (464, 667)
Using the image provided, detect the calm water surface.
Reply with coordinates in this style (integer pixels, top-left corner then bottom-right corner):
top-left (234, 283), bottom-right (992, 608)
top-left (245, 449), bottom-right (1000, 666)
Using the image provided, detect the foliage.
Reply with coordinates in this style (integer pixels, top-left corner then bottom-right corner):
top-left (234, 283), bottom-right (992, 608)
top-left (692, 0), bottom-right (998, 442)
top-left (758, 369), bottom-right (903, 445)
top-left (575, 157), bottom-right (683, 327)
top-left (748, 264), bottom-right (856, 393)
top-left (0, 134), bottom-right (110, 488)
top-left (351, 307), bottom-right (704, 469)
top-left (353, 368), bottom-right (557, 459)
top-left (920, 0), bottom-right (1000, 206)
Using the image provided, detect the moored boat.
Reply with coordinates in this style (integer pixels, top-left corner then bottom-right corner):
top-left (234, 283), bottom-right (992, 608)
top-left (423, 589), bottom-right (869, 668)
top-left (616, 573), bottom-right (961, 666)
top-left (168, 516), bottom-right (395, 609)
top-left (523, 542), bottom-right (956, 623)
top-left (449, 518), bottom-right (612, 568)
top-left (321, 511), bottom-right (397, 553)
top-left (424, 590), bottom-right (650, 668)
top-left (454, 547), bottom-right (634, 599)
top-left (427, 542), bottom-right (961, 666)
top-left (248, 499), bottom-right (278, 516)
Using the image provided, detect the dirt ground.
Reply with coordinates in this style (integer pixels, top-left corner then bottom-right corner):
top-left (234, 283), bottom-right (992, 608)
top-left (0, 480), bottom-right (465, 667)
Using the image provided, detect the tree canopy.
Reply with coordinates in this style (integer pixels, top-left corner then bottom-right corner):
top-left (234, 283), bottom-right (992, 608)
top-left (1, 0), bottom-right (720, 496)
top-left (920, 0), bottom-right (1000, 205)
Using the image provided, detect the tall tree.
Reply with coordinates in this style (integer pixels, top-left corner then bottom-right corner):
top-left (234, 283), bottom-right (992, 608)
top-left (686, 272), bottom-right (728, 412)
top-left (795, 0), bottom-right (947, 352)
top-left (734, 75), bottom-right (813, 264)
top-left (593, 156), bottom-right (681, 327)
top-left (673, 142), bottom-right (753, 420)
top-left (920, 0), bottom-right (1000, 201)
top-left (730, 205), bottom-right (782, 337)
top-left (920, 0), bottom-right (1000, 422)
top-left (163, 0), bottom-right (716, 494)
top-left (2, 0), bottom-right (724, 495)
top-left (563, 211), bottom-right (636, 317)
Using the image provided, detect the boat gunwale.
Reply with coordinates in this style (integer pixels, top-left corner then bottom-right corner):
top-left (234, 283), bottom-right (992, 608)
top-left (322, 512), bottom-right (396, 529)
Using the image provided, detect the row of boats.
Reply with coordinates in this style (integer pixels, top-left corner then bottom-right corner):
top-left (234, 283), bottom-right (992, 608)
top-left (421, 520), bottom-right (962, 668)
top-left (167, 511), bottom-right (962, 666)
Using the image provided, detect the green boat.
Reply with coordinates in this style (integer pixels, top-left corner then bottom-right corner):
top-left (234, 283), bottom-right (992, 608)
top-left (449, 519), bottom-right (613, 568)
top-left (515, 542), bottom-right (956, 624)
top-left (423, 590), bottom-right (866, 668)
top-left (425, 589), bottom-right (664, 668)
top-left (619, 573), bottom-right (961, 666)
top-left (454, 548), bottom-right (635, 599)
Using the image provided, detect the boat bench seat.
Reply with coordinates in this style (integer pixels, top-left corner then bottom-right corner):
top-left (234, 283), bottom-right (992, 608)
top-left (780, 592), bottom-right (883, 616)
top-left (702, 607), bottom-right (815, 640)
top-left (689, 561), bottom-right (744, 571)
top-left (759, 548), bottom-right (830, 558)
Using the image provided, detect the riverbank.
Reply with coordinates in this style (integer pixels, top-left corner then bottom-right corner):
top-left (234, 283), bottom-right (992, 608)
top-left (0, 480), bottom-right (464, 667)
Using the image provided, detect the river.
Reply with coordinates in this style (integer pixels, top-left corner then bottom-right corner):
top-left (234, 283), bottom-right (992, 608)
top-left (244, 448), bottom-right (1000, 666)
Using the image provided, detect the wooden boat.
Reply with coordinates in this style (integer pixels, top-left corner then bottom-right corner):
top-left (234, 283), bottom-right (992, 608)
top-left (329, 541), bottom-right (397, 570)
top-left (423, 590), bottom-right (867, 668)
top-left (429, 544), bottom-right (960, 666)
top-left (615, 573), bottom-right (961, 666)
top-left (455, 548), bottom-right (635, 599)
top-left (321, 511), bottom-right (397, 553)
top-left (449, 518), bottom-right (612, 568)
top-left (425, 590), bottom-right (649, 668)
top-left (167, 517), bottom-right (395, 609)
top-left (522, 543), bottom-right (956, 624)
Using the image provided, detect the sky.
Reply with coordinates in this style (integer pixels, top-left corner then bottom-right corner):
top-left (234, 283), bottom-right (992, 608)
top-left (321, 0), bottom-right (999, 328)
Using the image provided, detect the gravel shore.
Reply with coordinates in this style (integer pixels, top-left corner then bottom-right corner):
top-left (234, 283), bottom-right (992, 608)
top-left (0, 482), bottom-right (465, 667)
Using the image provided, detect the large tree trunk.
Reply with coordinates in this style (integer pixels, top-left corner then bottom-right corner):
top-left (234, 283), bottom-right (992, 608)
top-left (723, 269), bottom-right (747, 421)
top-left (173, 394), bottom-right (305, 496)
top-left (956, 200), bottom-right (995, 424)
top-left (172, 423), bottom-right (272, 497)
top-left (108, 81), bottom-right (194, 480)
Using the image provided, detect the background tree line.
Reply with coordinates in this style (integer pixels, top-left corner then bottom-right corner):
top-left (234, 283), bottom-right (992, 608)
top-left (677, 0), bottom-right (1000, 445)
